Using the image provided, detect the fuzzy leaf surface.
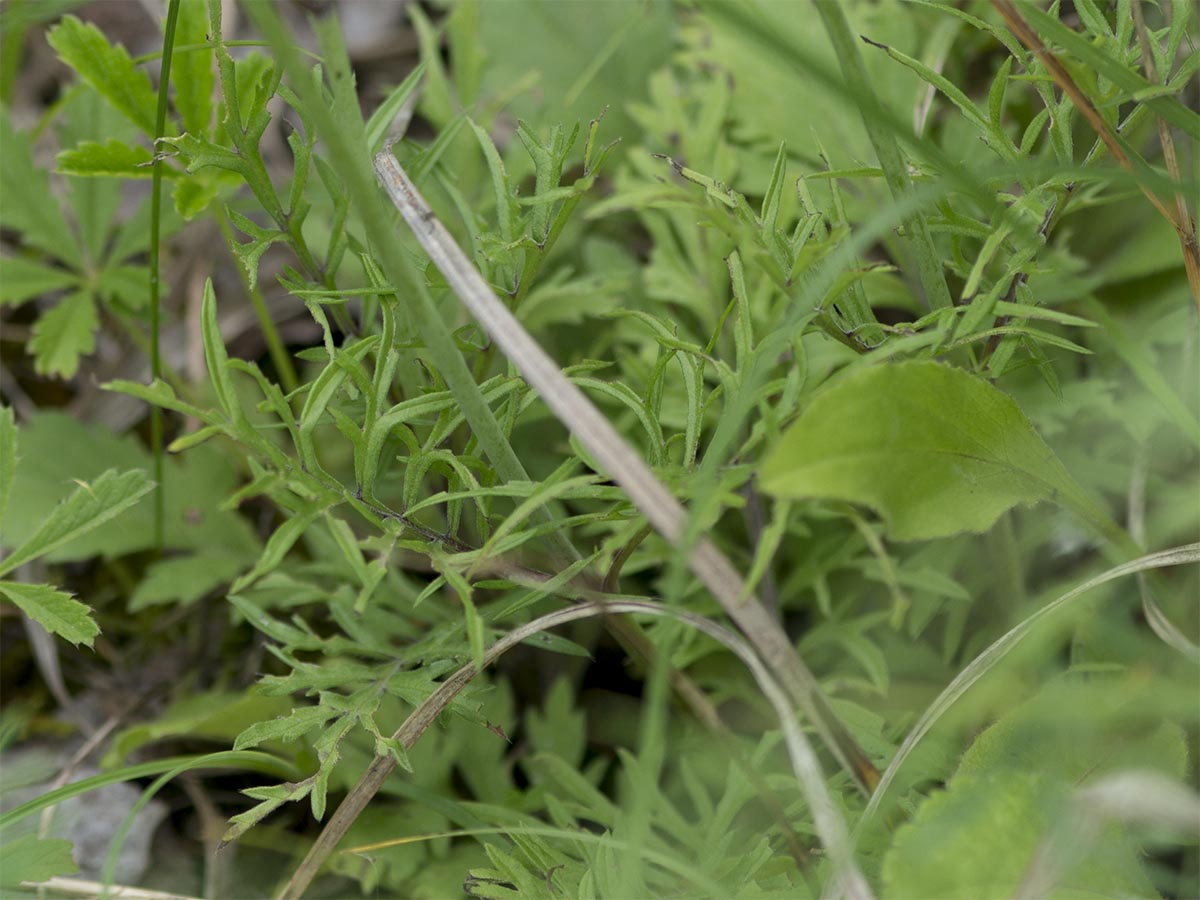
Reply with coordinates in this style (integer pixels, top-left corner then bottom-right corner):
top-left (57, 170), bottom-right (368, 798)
top-left (882, 771), bottom-right (1157, 898)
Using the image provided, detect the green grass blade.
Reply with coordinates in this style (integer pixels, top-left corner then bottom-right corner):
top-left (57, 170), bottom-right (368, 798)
top-left (0, 751), bottom-right (297, 831)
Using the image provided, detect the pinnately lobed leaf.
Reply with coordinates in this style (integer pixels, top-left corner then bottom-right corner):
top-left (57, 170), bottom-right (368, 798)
top-left (759, 361), bottom-right (1083, 541)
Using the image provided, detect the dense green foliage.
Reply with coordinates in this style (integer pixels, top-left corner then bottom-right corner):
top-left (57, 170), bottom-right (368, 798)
top-left (1, 1), bottom-right (1197, 898)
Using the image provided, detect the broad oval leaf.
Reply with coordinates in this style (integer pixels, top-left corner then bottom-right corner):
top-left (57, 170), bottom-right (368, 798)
top-left (759, 361), bottom-right (1084, 540)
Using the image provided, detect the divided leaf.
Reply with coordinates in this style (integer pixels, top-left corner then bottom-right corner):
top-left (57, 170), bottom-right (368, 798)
top-left (57, 138), bottom-right (157, 178)
top-left (0, 581), bottom-right (100, 647)
top-left (0, 834), bottom-right (78, 889)
top-left (27, 290), bottom-right (97, 379)
top-left (46, 16), bottom-right (158, 136)
top-left (0, 467), bottom-right (154, 576)
top-left (759, 361), bottom-right (1088, 540)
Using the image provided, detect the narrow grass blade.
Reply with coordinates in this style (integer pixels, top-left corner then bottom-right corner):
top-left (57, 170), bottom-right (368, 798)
top-left (0, 751), bottom-right (296, 831)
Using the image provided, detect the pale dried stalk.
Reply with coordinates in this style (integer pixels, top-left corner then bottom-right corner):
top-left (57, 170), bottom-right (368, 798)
top-left (371, 148), bottom-right (876, 795)
top-left (22, 877), bottom-right (201, 900)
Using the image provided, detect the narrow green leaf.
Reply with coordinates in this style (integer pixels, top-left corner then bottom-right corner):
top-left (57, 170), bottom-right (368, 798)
top-left (365, 61), bottom-right (426, 153)
top-left (229, 504), bottom-right (324, 593)
top-left (233, 705), bottom-right (336, 750)
top-left (759, 361), bottom-right (1092, 541)
top-left (223, 781), bottom-right (311, 844)
top-left (103, 377), bottom-right (222, 424)
top-left (201, 277), bottom-right (241, 423)
top-left (865, 36), bottom-right (992, 138)
top-left (173, 0), bottom-right (213, 136)
top-left (0, 580), bottom-right (99, 647)
top-left (987, 56), bottom-right (1013, 132)
top-left (436, 555), bottom-right (486, 671)
top-left (0, 468), bottom-right (154, 575)
top-left (470, 118), bottom-right (518, 243)
top-left (46, 15), bottom-right (158, 135)
top-left (297, 338), bottom-right (379, 478)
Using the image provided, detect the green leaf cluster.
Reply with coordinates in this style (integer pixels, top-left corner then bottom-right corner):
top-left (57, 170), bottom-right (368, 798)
top-left (3, 2), bottom-right (1197, 898)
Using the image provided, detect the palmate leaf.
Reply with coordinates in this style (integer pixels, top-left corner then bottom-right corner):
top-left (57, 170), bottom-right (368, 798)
top-left (759, 361), bottom-right (1095, 541)
top-left (0, 468), bottom-right (154, 576)
top-left (0, 581), bottom-right (99, 647)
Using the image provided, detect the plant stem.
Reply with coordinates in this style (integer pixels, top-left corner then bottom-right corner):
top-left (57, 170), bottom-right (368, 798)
top-left (149, 0), bottom-right (182, 552)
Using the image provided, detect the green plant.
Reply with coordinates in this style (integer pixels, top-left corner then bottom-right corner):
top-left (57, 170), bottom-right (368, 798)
top-left (1, 1), bottom-right (1196, 898)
